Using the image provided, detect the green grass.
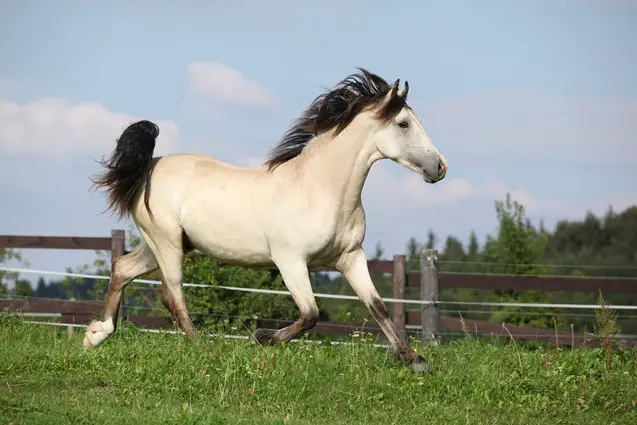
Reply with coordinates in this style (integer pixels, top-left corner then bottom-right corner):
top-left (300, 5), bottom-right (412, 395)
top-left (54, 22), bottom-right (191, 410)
top-left (1, 315), bottom-right (636, 424)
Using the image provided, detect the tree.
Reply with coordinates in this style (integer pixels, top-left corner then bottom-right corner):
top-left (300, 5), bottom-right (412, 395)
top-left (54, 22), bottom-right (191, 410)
top-left (441, 236), bottom-right (465, 261)
top-left (406, 237), bottom-right (421, 272)
top-left (439, 236), bottom-right (467, 273)
top-left (482, 193), bottom-right (549, 276)
top-left (371, 241), bottom-right (385, 260)
top-left (406, 237), bottom-right (420, 261)
top-left (467, 231), bottom-right (479, 258)
top-left (0, 248), bottom-right (20, 282)
top-left (425, 229), bottom-right (437, 250)
top-left (482, 193), bottom-right (559, 328)
top-left (13, 280), bottom-right (34, 297)
top-left (36, 277), bottom-right (46, 295)
top-left (0, 248), bottom-right (28, 295)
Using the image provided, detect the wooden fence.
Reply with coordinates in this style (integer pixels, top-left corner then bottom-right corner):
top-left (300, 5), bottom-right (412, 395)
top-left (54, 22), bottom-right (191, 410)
top-left (2, 229), bottom-right (637, 349)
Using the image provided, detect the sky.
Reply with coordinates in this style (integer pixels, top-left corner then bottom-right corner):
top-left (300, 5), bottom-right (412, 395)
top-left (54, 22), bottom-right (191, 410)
top-left (1, 0), bottom-right (636, 286)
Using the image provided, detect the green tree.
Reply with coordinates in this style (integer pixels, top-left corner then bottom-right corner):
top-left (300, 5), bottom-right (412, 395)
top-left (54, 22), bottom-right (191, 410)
top-left (468, 231), bottom-right (479, 258)
top-left (425, 229), bottom-right (437, 250)
top-left (439, 236), bottom-right (466, 272)
top-left (444, 235), bottom-right (466, 260)
top-left (406, 237), bottom-right (421, 272)
top-left (0, 248), bottom-right (28, 296)
top-left (482, 193), bottom-right (549, 276)
top-left (371, 241), bottom-right (385, 260)
top-left (406, 237), bottom-right (420, 260)
top-left (482, 193), bottom-right (558, 328)
top-left (12, 279), bottom-right (34, 297)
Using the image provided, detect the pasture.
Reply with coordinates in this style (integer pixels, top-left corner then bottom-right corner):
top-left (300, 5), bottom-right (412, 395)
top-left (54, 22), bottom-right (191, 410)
top-left (1, 315), bottom-right (635, 424)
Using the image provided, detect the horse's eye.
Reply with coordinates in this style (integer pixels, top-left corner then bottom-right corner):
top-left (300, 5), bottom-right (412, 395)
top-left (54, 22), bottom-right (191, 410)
top-left (398, 120), bottom-right (409, 129)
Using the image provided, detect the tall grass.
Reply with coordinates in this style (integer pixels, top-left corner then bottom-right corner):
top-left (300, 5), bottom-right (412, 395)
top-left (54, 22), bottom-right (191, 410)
top-left (1, 314), bottom-right (635, 424)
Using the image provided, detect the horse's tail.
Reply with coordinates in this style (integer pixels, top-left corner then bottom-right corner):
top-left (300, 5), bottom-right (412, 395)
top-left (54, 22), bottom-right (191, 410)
top-left (91, 120), bottom-right (160, 219)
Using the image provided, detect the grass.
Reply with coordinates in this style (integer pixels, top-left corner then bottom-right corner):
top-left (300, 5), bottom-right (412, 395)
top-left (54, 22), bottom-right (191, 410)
top-left (1, 314), bottom-right (636, 424)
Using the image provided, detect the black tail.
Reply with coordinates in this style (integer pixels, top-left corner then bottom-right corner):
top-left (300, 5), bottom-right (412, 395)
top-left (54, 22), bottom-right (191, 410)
top-left (91, 120), bottom-right (160, 219)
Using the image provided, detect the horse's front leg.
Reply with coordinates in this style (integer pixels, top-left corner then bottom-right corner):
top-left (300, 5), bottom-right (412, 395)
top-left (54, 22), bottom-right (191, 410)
top-left (338, 249), bottom-right (428, 373)
top-left (253, 258), bottom-right (319, 345)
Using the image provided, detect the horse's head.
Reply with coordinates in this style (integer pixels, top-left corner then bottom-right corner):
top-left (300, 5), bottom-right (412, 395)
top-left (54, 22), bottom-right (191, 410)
top-left (369, 79), bottom-right (447, 184)
top-left (264, 68), bottom-right (447, 183)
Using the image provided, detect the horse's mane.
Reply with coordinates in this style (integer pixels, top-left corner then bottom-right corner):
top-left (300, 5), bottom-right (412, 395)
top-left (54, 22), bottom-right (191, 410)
top-left (264, 68), bottom-right (407, 170)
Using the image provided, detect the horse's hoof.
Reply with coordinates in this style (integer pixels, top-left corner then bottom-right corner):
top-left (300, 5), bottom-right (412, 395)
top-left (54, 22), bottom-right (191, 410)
top-left (253, 328), bottom-right (278, 345)
top-left (82, 319), bottom-right (114, 349)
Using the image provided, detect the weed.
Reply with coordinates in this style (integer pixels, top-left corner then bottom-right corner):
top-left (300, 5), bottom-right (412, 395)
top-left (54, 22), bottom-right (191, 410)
top-left (593, 290), bottom-right (621, 372)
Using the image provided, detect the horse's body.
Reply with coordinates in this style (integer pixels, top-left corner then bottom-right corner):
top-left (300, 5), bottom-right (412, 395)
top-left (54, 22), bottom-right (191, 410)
top-left (83, 69), bottom-right (447, 373)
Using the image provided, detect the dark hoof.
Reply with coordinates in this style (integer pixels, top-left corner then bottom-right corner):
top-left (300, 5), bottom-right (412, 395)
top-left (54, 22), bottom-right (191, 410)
top-left (253, 328), bottom-right (279, 345)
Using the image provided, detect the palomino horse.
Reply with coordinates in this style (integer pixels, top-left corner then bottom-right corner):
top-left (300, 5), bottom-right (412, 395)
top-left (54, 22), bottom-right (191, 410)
top-left (83, 68), bottom-right (447, 373)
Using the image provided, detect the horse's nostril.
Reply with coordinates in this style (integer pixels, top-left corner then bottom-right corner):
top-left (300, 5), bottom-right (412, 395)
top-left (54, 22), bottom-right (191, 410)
top-left (437, 159), bottom-right (445, 174)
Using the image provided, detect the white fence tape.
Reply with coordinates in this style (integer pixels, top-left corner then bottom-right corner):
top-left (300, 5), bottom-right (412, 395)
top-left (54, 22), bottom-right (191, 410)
top-left (2, 266), bottom-right (637, 311)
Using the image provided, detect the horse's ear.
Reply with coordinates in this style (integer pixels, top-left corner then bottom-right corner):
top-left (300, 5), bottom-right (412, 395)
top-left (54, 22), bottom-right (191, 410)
top-left (398, 80), bottom-right (409, 101)
top-left (379, 79), bottom-right (400, 107)
top-left (390, 79), bottom-right (400, 96)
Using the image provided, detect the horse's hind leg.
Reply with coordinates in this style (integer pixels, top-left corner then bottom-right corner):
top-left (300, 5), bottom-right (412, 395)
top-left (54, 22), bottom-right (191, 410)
top-left (140, 229), bottom-right (199, 340)
top-left (254, 259), bottom-right (319, 345)
top-left (158, 265), bottom-right (199, 340)
top-left (160, 280), bottom-right (179, 331)
top-left (83, 243), bottom-right (158, 348)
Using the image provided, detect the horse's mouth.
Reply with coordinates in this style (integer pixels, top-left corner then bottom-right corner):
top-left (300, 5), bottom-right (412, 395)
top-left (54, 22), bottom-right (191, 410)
top-left (422, 170), bottom-right (437, 184)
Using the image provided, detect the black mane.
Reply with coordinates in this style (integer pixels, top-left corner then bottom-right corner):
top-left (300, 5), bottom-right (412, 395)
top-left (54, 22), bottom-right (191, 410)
top-left (264, 68), bottom-right (407, 170)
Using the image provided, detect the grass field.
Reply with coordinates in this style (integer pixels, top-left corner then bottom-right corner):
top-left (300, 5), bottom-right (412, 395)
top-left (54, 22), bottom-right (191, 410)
top-left (1, 314), bottom-right (636, 424)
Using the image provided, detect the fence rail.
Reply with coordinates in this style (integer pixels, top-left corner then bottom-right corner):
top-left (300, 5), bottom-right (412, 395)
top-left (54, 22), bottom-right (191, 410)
top-left (3, 229), bottom-right (637, 349)
top-left (3, 297), bottom-right (635, 349)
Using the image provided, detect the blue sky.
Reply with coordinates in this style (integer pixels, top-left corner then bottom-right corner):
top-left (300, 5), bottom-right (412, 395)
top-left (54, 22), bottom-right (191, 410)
top-left (1, 0), bottom-right (636, 285)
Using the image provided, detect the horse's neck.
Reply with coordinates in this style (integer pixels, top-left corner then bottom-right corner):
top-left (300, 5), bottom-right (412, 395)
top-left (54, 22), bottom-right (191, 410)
top-left (303, 127), bottom-right (379, 213)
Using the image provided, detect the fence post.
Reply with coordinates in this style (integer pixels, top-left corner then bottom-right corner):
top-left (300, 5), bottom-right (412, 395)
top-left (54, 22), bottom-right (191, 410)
top-left (420, 248), bottom-right (439, 346)
top-left (391, 254), bottom-right (406, 337)
top-left (66, 297), bottom-right (76, 338)
top-left (110, 229), bottom-right (126, 321)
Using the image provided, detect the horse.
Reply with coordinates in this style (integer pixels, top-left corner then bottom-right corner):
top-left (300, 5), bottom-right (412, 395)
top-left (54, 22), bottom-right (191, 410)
top-left (83, 68), bottom-right (448, 373)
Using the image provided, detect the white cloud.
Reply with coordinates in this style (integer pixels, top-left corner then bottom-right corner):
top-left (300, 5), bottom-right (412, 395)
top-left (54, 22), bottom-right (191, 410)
top-left (187, 62), bottom-right (276, 110)
top-left (0, 98), bottom-right (180, 157)
top-left (417, 91), bottom-right (637, 166)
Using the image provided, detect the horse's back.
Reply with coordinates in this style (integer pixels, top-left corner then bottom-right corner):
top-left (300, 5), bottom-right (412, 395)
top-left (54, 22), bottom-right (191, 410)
top-left (140, 153), bottom-right (274, 263)
top-left (155, 153), bottom-right (263, 174)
